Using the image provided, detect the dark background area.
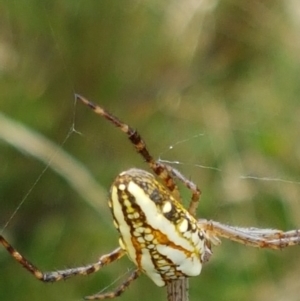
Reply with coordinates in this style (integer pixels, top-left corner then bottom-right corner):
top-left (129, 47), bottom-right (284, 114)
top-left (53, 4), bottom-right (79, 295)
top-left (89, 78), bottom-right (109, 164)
top-left (1, 1), bottom-right (300, 301)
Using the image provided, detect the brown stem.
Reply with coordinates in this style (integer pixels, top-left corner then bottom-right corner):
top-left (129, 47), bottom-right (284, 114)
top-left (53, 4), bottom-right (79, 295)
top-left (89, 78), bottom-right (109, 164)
top-left (167, 279), bottom-right (189, 301)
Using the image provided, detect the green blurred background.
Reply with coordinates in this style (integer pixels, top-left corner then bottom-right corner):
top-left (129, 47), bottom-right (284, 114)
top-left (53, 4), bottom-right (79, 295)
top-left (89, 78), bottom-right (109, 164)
top-left (1, 1), bottom-right (300, 301)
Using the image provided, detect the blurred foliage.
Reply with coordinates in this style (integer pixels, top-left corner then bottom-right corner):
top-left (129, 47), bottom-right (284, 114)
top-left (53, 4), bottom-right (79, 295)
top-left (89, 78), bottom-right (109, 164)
top-left (1, 1), bottom-right (300, 301)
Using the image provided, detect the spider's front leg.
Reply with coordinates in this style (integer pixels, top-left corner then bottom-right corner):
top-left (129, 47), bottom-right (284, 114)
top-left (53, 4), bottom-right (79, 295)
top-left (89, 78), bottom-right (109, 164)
top-left (76, 95), bottom-right (202, 213)
top-left (0, 235), bottom-right (125, 282)
top-left (165, 165), bottom-right (201, 215)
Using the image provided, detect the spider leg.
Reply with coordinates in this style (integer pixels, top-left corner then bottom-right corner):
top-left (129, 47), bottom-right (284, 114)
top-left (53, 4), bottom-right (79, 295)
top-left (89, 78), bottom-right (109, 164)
top-left (198, 220), bottom-right (300, 250)
top-left (0, 235), bottom-right (125, 282)
top-left (84, 269), bottom-right (141, 300)
top-left (166, 165), bottom-right (201, 215)
top-left (76, 95), bottom-right (181, 201)
top-left (229, 227), bottom-right (300, 245)
top-left (225, 226), bottom-right (300, 240)
top-left (76, 95), bottom-right (202, 215)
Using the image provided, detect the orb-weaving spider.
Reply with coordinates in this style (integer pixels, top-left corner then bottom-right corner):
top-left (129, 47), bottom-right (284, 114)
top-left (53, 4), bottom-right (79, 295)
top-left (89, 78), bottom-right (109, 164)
top-left (1, 95), bottom-right (300, 300)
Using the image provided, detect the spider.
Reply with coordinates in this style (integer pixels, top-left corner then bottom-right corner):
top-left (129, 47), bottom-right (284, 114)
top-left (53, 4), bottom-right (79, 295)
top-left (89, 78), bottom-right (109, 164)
top-left (1, 95), bottom-right (300, 300)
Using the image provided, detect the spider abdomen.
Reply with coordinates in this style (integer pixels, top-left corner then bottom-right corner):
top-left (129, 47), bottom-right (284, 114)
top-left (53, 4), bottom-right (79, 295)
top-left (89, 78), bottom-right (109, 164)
top-left (109, 168), bottom-right (205, 286)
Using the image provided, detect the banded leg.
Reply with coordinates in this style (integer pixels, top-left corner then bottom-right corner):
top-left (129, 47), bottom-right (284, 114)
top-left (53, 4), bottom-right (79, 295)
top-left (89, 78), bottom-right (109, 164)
top-left (0, 235), bottom-right (125, 282)
top-left (76, 94), bottom-right (201, 215)
top-left (166, 165), bottom-right (201, 215)
top-left (84, 269), bottom-right (141, 300)
top-left (198, 220), bottom-right (300, 250)
top-left (77, 96), bottom-right (181, 199)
